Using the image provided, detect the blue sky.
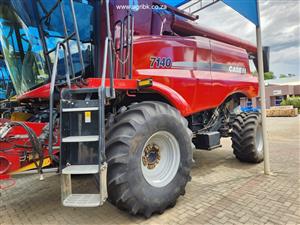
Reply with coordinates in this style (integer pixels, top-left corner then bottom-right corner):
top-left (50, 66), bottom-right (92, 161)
top-left (183, 0), bottom-right (300, 77)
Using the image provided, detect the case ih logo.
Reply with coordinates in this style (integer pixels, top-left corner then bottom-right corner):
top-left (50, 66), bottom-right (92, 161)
top-left (228, 66), bottom-right (247, 74)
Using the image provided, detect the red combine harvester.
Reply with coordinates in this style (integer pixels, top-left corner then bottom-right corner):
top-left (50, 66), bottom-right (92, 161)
top-left (0, 0), bottom-right (268, 217)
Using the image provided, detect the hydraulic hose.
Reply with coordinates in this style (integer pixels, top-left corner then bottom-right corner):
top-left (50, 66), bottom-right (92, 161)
top-left (5, 122), bottom-right (44, 175)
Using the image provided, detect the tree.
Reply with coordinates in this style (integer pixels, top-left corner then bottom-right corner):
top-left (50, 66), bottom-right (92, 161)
top-left (279, 74), bottom-right (287, 78)
top-left (264, 71), bottom-right (275, 80)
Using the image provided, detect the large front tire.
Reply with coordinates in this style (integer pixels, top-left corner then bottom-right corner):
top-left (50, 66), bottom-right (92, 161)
top-left (231, 112), bottom-right (264, 163)
top-left (106, 102), bottom-right (193, 217)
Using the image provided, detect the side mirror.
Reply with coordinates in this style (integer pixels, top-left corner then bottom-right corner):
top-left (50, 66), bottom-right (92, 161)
top-left (253, 46), bottom-right (270, 73)
top-left (262, 46), bottom-right (270, 73)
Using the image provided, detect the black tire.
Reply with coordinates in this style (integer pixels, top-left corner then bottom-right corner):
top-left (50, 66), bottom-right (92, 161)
top-left (231, 112), bottom-right (264, 163)
top-left (106, 101), bottom-right (193, 217)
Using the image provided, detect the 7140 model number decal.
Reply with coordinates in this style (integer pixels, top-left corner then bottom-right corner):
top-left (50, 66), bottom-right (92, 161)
top-left (150, 57), bottom-right (172, 68)
top-left (150, 58), bottom-right (247, 74)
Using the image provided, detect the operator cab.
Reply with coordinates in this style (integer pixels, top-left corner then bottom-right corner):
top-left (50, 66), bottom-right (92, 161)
top-left (0, 0), bottom-right (98, 96)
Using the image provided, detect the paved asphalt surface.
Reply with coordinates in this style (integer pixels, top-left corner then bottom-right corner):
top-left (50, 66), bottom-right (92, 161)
top-left (1, 117), bottom-right (299, 225)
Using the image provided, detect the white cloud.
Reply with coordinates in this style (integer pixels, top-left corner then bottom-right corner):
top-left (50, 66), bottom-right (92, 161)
top-left (271, 46), bottom-right (300, 64)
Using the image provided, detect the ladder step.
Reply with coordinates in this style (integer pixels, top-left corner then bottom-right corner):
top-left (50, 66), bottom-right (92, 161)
top-left (62, 165), bottom-right (99, 174)
top-left (62, 107), bottom-right (99, 112)
top-left (62, 135), bottom-right (99, 143)
top-left (63, 194), bottom-right (100, 207)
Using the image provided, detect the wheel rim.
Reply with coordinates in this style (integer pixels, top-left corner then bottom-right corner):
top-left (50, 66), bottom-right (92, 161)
top-left (141, 131), bottom-right (180, 188)
top-left (256, 125), bottom-right (263, 153)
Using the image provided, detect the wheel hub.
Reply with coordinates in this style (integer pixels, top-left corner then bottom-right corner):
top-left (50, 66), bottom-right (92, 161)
top-left (141, 131), bottom-right (180, 188)
top-left (142, 144), bottom-right (161, 169)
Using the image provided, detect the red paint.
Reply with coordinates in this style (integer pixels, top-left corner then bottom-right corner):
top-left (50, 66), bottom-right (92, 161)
top-left (17, 83), bottom-right (51, 101)
top-left (0, 119), bottom-right (59, 174)
top-left (16, 35), bottom-right (258, 117)
top-left (0, 156), bottom-right (10, 174)
top-left (0, 174), bottom-right (10, 180)
top-left (17, 79), bottom-right (138, 101)
top-left (172, 16), bottom-right (257, 54)
top-left (132, 35), bottom-right (258, 116)
top-left (2, 0), bottom-right (260, 175)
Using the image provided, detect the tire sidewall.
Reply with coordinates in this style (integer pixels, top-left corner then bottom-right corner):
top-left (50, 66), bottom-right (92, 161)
top-left (232, 112), bottom-right (264, 163)
top-left (126, 113), bottom-right (192, 209)
top-left (253, 114), bottom-right (264, 160)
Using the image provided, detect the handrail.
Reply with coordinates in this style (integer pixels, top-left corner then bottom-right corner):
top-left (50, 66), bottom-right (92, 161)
top-left (97, 0), bottom-right (115, 165)
top-left (105, 0), bottom-right (114, 97)
top-left (48, 43), bottom-right (71, 162)
top-left (112, 11), bottom-right (134, 80)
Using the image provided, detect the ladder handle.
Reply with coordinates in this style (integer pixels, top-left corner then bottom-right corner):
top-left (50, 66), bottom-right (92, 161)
top-left (49, 43), bottom-right (71, 163)
top-left (105, 0), bottom-right (114, 97)
top-left (128, 13), bottom-right (134, 79)
top-left (98, 87), bottom-right (106, 164)
top-left (98, 17), bottom-right (116, 162)
top-left (101, 38), bottom-right (109, 89)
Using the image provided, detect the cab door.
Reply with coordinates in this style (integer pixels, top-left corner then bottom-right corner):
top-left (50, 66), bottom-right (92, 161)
top-left (193, 36), bottom-right (212, 112)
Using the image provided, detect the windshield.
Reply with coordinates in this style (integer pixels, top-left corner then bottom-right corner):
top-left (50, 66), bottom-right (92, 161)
top-left (0, 4), bottom-right (49, 95)
top-left (36, 0), bottom-right (95, 78)
top-left (0, 0), bottom-right (95, 96)
top-left (0, 55), bottom-right (15, 99)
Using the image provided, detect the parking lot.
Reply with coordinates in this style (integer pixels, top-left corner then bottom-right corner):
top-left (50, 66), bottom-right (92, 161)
top-left (1, 117), bottom-right (299, 225)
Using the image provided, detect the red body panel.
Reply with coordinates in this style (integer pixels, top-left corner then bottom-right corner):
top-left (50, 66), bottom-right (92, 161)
top-left (0, 120), bottom-right (55, 174)
top-left (16, 36), bottom-right (258, 116)
top-left (172, 17), bottom-right (257, 54)
top-left (17, 79), bottom-right (139, 101)
top-left (132, 35), bottom-right (258, 116)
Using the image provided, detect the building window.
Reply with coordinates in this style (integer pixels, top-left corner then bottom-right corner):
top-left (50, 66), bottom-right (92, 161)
top-left (275, 96), bottom-right (284, 106)
top-left (247, 99), bottom-right (253, 107)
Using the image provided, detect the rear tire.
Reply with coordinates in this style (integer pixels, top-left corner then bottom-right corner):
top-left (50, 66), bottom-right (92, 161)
top-left (106, 101), bottom-right (193, 217)
top-left (231, 112), bottom-right (264, 163)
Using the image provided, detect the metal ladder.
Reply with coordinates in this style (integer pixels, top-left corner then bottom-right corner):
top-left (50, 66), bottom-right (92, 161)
top-left (46, 0), bottom-right (108, 207)
top-left (48, 0), bottom-right (86, 166)
top-left (59, 88), bottom-right (107, 207)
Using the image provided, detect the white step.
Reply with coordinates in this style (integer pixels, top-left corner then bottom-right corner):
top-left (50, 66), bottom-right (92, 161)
top-left (62, 107), bottom-right (99, 112)
top-left (62, 135), bottom-right (99, 143)
top-left (62, 165), bottom-right (99, 174)
top-left (63, 194), bottom-right (100, 207)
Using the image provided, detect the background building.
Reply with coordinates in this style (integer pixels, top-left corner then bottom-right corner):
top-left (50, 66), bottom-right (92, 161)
top-left (240, 77), bottom-right (300, 108)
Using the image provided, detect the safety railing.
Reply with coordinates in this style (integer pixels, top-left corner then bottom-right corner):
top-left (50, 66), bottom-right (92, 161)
top-left (113, 11), bottom-right (134, 79)
top-left (48, 43), bottom-right (71, 162)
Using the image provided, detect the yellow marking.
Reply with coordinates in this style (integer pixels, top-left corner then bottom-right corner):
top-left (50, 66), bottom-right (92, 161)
top-left (85, 111), bottom-right (91, 123)
top-left (138, 79), bottom-right (152, 87)
top-left (10, 157), bottom-right (51, 174)
top-left (11, 112), bottom-right (32, 121)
